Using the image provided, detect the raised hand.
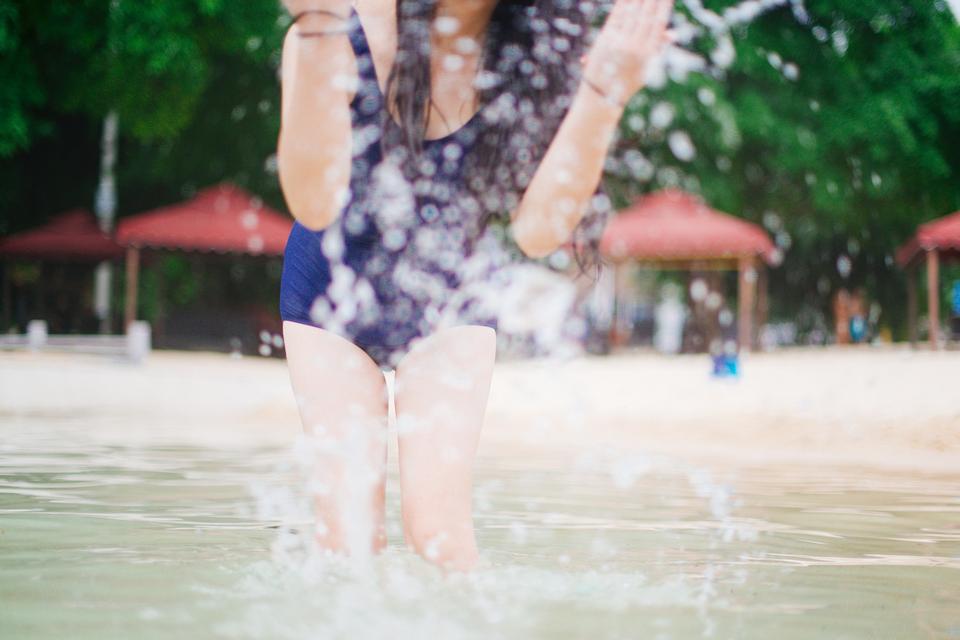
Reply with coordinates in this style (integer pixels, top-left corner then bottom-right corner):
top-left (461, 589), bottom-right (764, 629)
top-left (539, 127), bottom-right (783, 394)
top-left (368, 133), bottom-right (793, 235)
top-left (581, 0), bottom-right (675, 107)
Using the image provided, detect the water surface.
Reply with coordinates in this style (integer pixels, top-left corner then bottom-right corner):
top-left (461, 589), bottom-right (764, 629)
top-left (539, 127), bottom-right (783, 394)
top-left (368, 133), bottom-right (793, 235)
top-left (1, 419), bottom-right (958, 639)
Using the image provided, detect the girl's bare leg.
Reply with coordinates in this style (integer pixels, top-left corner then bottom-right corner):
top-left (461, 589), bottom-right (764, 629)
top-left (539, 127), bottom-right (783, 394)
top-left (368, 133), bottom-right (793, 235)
top-left (393, 325), bottom-right (497, 571)
top-left (282, 320), bottom-right (389, 555)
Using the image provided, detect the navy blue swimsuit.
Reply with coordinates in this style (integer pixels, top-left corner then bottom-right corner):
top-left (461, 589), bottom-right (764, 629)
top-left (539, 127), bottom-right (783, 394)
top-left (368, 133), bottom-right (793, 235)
top-left (279, 8), bottom-right (502, 370)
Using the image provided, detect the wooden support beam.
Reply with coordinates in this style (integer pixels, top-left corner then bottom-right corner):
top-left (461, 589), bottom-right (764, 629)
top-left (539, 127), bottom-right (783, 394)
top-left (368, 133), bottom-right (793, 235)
top-left (756, 264), bottom-right (768, 348)
top-left (611, 261), bottom-right (630, 348)
top-left (738, 256), bottom-right (756, 352)
top-left (124, 246), bottom-right (140, 331)
top-left (1, 262), bottom-right (10, 330)
top-left (906, 264), bottom-right (918, 347)
top-left (926, 249), bottom-right (940, 350)
top-left (607, 261), bottom-right (620, 349)
top-left (37, 262), bottom-right (46, 318)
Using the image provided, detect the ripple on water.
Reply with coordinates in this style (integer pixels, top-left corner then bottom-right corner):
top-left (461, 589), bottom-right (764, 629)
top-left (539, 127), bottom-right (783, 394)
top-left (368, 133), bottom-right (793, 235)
top-left (1, 424), bottom-right (958, 639)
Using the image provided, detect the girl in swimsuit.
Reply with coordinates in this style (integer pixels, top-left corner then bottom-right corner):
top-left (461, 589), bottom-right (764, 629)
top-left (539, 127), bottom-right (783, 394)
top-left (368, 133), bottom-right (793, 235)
top-left (277, 0), bottom-right (674, 571)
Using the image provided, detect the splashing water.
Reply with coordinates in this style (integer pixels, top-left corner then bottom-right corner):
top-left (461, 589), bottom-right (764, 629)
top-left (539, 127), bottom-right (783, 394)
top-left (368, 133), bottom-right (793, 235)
top-left (298, 0), bottom-right (815, 371)
top-left (272, 0), bottom-right (875, 611)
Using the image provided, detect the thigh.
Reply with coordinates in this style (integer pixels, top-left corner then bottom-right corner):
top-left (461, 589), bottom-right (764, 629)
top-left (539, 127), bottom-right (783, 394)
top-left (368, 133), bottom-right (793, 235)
top-left (282, 320), bottom-right (389, 438)
top-left (282, 320), bottom-right (389, 552)
top-left (393, 325), bottom-right (497, 499)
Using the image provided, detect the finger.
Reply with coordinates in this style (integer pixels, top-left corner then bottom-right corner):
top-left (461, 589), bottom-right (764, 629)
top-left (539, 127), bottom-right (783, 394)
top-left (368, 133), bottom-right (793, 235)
top-left (607, 0), bottom-right (633, 32)
top-left (636, 0), bottom-right (660, 42)
top-left (628, 0), bottom-right (651, 34)
top-left (636, 0), bottom-right (667, 53)
top-left (654, 0), bottom-right (675, 33)
top-left (620, 0), bottom-right (649, 33)
top-left (654, 0), bottom-right (676, 55)
top-left (603, 0), bottom-right (623, 23)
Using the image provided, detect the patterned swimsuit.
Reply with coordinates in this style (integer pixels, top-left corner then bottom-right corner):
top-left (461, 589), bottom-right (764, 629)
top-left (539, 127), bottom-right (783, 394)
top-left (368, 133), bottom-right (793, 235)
top-left (279, 7), bottom-right (504, 370)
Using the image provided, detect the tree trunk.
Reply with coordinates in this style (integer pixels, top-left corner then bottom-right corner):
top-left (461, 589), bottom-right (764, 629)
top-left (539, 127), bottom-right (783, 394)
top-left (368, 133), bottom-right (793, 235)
top-left (93, 109), bottom-right (119, 334)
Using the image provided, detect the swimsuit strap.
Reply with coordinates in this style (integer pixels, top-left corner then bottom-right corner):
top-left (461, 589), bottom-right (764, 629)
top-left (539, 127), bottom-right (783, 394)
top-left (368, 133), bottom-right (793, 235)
top-left (346, 6), bottom-right (380, 92)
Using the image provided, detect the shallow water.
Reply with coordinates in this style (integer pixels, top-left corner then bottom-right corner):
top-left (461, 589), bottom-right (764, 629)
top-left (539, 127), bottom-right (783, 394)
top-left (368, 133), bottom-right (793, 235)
top-left (1, 421), bottom-right (958, 640)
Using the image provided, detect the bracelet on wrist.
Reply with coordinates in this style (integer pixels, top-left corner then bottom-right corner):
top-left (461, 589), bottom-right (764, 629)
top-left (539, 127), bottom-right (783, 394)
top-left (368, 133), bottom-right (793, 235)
top-left (296, 27), bottom-right (351, 37)
top-left (292, 8), bottom-right (350, 25)
top-left (582, 76), bottom-right (627, 109)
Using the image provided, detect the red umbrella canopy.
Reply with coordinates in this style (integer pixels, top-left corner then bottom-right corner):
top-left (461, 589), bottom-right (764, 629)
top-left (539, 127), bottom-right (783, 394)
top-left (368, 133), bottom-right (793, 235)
top-left (895, 209), bottom-right (960, 267)
top-left (116, 183), bottom-right (293, 255)
top-left (600, 189), bottom-right (777, 264)
top-left (0, 209), bottom-right (124, 261)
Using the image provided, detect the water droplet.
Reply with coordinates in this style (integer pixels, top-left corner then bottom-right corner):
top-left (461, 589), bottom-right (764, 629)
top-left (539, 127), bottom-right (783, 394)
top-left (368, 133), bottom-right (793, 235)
top-left (650, 102), bottom-right (675, 129)
top-left (434, 15), bottom-right (459, 35)
top-left (668, 130), bottom-right (697, 162)
top-left (442, 54), bottom-right (464, 72)
top-left (837, 254), bottom-right (852, 278)
top-left (690, 279), bottom-right (708, 302)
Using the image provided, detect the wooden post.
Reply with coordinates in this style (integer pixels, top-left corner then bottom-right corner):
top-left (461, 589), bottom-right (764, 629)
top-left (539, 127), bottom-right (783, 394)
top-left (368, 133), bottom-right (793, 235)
top-left (738, 256), bottom-right (756, 351)
top-left (37, 261), bottom-right (46, 318)
top-left (906, 264), bottom-right (918, 347)
top-left (1, 262), bottom-right (10, 330)
top-left (607, 261), bottom-right (619, 348)
top-left (927, 249), bottom-right (940, 350)
top-left (124, 246), bottom-right (140, 330)
top-left (611, 261), bottom-right (628, 348)
top-left (756, 264), bottom-right (768, 348)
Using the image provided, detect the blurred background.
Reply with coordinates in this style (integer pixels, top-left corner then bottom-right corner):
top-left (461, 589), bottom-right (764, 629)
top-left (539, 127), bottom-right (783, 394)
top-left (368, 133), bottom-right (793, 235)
top-left (2, 4), bottom-right (959, 638)
top-left (1, 0), bottom-right (959, 357)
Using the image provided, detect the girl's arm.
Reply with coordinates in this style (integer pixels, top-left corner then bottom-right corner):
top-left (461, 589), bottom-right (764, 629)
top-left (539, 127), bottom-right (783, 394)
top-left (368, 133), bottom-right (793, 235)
top-left (277, 3), bottom-right (356, 230)
top-left (510, 0), bottom-right (675, 258)
top-left (509, 84), bottom-right (623, 259)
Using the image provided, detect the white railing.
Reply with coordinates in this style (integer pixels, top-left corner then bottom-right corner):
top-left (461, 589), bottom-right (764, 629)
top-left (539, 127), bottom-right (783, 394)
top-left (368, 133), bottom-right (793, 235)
top-left (0, 320), bottom-right (151, 362)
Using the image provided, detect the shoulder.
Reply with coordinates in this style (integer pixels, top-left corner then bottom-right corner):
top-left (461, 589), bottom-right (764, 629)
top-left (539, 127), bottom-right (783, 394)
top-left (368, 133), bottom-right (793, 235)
top-left (354, 0), bottom-right (396, 38)
top-left (353, 0), bottom-right (397, 81)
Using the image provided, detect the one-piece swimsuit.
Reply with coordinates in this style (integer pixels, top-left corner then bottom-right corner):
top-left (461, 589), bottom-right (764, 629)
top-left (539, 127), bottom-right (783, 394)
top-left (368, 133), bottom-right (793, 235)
top-left (279, 6), bottom-right (502, 370)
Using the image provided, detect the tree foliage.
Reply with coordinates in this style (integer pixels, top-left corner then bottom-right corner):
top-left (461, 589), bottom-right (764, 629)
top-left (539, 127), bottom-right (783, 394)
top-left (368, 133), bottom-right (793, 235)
top-left (0, 0), bottom-right (286, 232)
top-left (608, 0), bottom-right (960, 336)
top-left (1, 0), bottom-right (958, 338)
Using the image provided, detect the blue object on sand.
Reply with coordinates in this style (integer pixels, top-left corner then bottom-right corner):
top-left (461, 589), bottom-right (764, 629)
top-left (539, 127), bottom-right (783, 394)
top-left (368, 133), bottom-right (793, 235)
top-left (711, 353), bottom-right (740, 378)
top-left (849, 315), bottom-right (867, 343)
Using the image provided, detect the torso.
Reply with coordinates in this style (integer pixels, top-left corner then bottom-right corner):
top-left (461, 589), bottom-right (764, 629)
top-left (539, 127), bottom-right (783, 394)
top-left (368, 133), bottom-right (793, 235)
top-left (279, 1), bottom-right (508, 368)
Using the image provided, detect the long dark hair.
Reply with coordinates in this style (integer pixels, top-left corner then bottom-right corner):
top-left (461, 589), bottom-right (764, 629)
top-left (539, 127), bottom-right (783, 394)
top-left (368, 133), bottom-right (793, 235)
top-left (382, 0), bottom-right (610, 280)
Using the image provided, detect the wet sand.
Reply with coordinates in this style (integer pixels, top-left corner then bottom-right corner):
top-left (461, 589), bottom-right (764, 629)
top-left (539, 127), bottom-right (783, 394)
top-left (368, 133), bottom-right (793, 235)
top-left (1, 346), bottom-right (957, 473)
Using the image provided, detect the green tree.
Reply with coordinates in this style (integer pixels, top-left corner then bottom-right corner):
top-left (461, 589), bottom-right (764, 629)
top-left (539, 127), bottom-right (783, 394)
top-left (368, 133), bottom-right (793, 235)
top-left (3, 0), bottom-right (959, 341)
top-left (610, 0), bottom-right (960, 339)
top-left (0, 0), bottom-right (287, 233)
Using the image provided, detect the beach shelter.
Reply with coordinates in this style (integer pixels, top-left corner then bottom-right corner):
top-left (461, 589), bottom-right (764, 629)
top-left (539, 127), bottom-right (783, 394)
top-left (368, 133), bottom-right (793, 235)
top-left (115, 182), bottom-right (292, 329)
top-left (0, 209), bottom-right (123, 261)
top-left (895, 209), bottom-right (960, 349)
top-left (0, 209), bottom-right (124, 330)
top-left (599, 189), bottom-right (778, 351)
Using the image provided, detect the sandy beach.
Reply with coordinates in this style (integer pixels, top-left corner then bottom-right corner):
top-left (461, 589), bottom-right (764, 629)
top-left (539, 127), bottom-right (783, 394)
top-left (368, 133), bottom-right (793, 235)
top-left (2, 346), bottom-right (957, 473)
